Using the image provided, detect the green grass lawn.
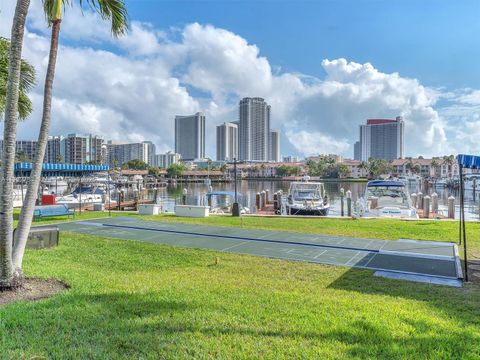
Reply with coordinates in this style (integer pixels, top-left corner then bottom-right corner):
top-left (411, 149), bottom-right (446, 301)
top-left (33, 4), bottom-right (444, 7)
top-left (1, 231), bottom-right (479, 359)
top-left (3, 212), bottom-right (480, 358)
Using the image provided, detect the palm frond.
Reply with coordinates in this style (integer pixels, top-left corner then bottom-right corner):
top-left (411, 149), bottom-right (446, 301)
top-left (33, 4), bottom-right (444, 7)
top-left (80, 0), bottom-right (129, 36)
top-left (0, 37), bottom-right (37, 120)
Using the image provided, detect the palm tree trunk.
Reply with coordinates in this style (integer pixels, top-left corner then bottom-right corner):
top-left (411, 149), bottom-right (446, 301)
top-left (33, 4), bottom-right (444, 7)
top-left (0, 0), bottom-right (31, 289)
top-left (12, 20), bottom-right (61, 271)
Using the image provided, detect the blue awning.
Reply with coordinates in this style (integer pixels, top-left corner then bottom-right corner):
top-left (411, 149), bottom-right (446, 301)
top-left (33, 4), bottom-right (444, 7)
top-left (458, 154), bottom-right (480, 169)
top-left (14, 162), bottom-right (109, 171)
top-left (367, 180), bottom-right (405, 187)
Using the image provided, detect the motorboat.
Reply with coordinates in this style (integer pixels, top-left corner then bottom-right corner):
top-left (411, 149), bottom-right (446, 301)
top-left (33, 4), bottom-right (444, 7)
top-left (463, 174), bottom-right (480, 191)
top-left (206, 191), bottom-right (250, 215)
top-left (42, 176), bottom-right (68, 187)
top-left (56, 185), bottom-right (106, 207)
top-left (286, 180), bottom-right (330, 216)
top-left (357, 180), bottom-right (418, 219)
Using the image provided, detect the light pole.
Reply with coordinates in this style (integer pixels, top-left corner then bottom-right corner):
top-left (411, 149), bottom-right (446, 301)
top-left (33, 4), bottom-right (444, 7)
top-left (232, 158), bottom-right (240, 216)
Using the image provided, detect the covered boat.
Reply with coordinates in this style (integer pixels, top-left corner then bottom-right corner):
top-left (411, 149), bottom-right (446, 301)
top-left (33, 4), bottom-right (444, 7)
top-left (358, 180), bottom-right (418, 219)
top-left (286, 181), bottom-right (330, 216)
top-left (206, 191), bottom-right (250, 215)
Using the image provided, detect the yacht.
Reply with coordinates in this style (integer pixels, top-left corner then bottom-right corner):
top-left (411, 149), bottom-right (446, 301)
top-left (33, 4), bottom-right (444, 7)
top-left (286, 180), bottom-right (330, 216)
top-left (463, 174), bottom-right (480, 191)
top-left (55, 185), bottom-right (106, 207)
top-left (357, 180), bottom-right (418, 219)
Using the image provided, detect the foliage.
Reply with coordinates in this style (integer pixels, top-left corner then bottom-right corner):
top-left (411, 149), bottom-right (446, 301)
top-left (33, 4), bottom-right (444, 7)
top-left (121, 159), bottom-right (149, 170)
top-left (276, 165), bottom-right (301, 177)
top-left (306, 156), bottom-right (351, 178)
top-left (84, 160), bottom-right (99, 165)
top-left (15, 151), bottom-right (31, 163)
top-left (167, 163), bottom-right (187, 178)
top-left (362, 158), bottom-right (392, 178)
top-left (0, 37), bottom-right (36, 119)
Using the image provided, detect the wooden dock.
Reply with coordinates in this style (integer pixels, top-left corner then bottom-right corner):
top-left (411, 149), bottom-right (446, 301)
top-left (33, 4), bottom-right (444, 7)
top-left (104, 199), bottom-right (154, 211)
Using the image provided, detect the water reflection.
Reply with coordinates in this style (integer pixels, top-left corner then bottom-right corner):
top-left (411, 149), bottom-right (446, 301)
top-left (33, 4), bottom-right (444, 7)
top-left (154, 180), bottom-right (480, 219)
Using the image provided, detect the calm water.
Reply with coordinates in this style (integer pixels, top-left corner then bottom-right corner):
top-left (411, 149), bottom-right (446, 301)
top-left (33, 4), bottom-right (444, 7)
top-left (47, 179), bottom-right (480, 219)
top-left (153, 180), bottom-right (480, 219)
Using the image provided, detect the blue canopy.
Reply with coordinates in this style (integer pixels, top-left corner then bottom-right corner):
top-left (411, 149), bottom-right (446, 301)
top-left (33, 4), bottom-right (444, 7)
top-left (457, 154), bottom-right (480, 169)
top-left (367, 180), bottom-right (405, 187)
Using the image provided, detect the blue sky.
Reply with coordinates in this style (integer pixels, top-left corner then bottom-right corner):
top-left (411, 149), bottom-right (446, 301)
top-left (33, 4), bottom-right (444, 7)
top-left (2, 0), bottom-right (480, 158)
top-left (126, 0), bottom-right (480, 90)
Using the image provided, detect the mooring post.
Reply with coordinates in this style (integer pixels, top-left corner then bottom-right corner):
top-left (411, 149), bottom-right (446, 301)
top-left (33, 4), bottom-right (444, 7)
top-left (423, 195), bottom-right (431, 218)
top-left (411, 193), bottom-right (417, 208)
top-left (346, 190), bottom-right (352, 217)
top-left (417, 192), bottom-right (423, 209)
top-left (448, 196), bottom-right (455, 219)
top-left (431, 192), bottom-right (438, 214)
top-left (182, 188), bottom-right (187, 205)
top-left (256, 192), bottom-right (261, 211)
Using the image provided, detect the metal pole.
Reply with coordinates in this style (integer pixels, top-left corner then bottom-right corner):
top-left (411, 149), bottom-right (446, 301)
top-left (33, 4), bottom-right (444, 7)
top-left (20, 168), bottom-right (24, 202)
top-left (108, 174), bottom-right (111, 217)
top-left (79, 176), bottom-right (82, 215)
top-left (459, 165), bottom-right (468, 282)
top-left (234, 158), bottom-right (238, 203)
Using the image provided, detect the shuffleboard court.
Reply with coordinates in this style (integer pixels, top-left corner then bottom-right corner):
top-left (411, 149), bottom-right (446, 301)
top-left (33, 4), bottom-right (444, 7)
top-left (57, 217), bottom-right (463, 286)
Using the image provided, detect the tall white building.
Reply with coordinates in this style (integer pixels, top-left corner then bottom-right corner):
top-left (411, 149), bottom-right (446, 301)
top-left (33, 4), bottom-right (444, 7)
top-left (154, 151), bottom-right (181, 168)
top-left (106, 141), bottom-right (152, 167)
top-left (216, 122), bottom-right (238, 161)
top-left (47, 136), bottom-right (62, 163)
top-left (175, 112), bottom-right (205, 161)
top-left (358, 117), bottom-right (404, 161)
top-left (269, 129), bottom-right (280, 162)
top-left (238, 97), bottom-right (271, 161)
top-left (60, 134), bottom-right (105, 164)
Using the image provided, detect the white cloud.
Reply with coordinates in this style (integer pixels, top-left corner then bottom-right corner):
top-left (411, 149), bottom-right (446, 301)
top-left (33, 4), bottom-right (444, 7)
top-left (286, 130), bottom-right (349, 156)
top-left (0, 1), bottom-right (477, 159)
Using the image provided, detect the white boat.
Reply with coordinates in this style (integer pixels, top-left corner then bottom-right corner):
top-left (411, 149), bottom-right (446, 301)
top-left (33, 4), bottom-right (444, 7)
top-left (42, 176), bottom-right (68, 187)
top-left (55, 185), bottom-right (105, 207)
top-left (463, 175), bottom-right (480, 191)
top-left (206, 191), bottom-right (250, 215)
top-left (358, 180), bottom-right (418, 219)
top-left (286, 180), bottom-right (330, 216)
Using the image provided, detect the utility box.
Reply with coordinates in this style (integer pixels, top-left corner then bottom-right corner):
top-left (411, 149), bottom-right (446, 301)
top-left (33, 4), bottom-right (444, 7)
top-left (138, 204), bottom-right (161, 215)
top-left (14, 225), bottom-right (60, 250)
top-left (42, 194), bottom-right (56, 205)
top-left (93, 203), bottom-right (105, 211)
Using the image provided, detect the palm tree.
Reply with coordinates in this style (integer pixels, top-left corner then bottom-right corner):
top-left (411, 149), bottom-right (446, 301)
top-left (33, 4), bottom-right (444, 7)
top-left (0, 37), bottom-right (36, 120)
top-left (430, 158), bottom-right (439, 177)
top-left (0, 0), bottom-right (33, 289)
top-left (12, 0), bottom-right (128, 276)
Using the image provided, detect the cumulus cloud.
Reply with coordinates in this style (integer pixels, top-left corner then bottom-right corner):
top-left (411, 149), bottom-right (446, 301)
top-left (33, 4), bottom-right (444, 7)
top-left (0, 1), bottom-right (475, 158)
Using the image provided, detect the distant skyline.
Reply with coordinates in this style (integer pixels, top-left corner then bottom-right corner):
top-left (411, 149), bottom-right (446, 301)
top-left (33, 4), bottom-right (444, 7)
top-left (1, 1), bottom-right (480, 159)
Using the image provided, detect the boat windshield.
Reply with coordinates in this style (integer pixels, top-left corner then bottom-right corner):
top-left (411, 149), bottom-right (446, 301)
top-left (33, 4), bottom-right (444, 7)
top-left (290, 183), bottom-right (323, 201)
top-left (367, 186), bottom-right (410, 207)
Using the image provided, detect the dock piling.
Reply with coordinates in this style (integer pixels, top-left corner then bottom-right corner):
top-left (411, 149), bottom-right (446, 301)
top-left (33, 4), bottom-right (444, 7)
top-left (423, 195), bottom-right (431, 218)
top-left (448, 196), bottom-right (455, 219)
top-left (346, 190), bottom-right (352, 217)
top-left (431, 192), bottom-right (438, 214)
